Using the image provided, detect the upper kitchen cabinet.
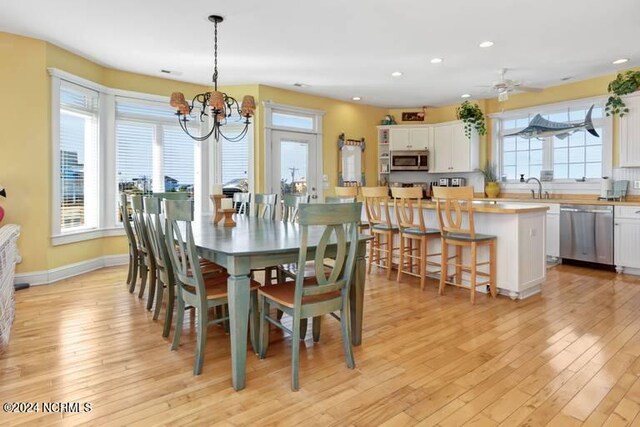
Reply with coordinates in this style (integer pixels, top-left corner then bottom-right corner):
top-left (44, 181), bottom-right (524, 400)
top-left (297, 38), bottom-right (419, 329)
top-left (389, 126), bottom-right (430, 151)
top-left (431, 121), bottom-right (479, 173)
top-left (619, 94), bottom-right (640, 167)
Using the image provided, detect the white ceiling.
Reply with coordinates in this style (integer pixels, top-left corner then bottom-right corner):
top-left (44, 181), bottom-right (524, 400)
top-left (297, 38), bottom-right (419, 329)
top-left (1, 0), bottom-right (639, 108)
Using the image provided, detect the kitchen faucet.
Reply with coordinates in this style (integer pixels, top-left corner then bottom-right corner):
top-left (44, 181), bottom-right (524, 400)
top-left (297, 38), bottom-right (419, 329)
top-left (520, 174), bottom-right (543, 199)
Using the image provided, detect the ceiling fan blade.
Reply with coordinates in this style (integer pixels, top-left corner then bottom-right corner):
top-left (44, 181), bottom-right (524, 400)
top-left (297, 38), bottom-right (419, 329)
top-left (517, 86), bottom-right (543, 93)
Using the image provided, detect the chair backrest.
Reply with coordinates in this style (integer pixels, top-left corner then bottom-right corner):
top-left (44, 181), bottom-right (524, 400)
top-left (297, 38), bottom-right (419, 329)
top-left (233, 192), bottom-right (251, 215)
top-left (335, 186), bottom-right (358, 198)
top-left (163, 199), bottom-right (207, 304)
top-left (294, 202), bottom-right (362, 307)
top-left (130, 195), bottom-right (151, 258)
top-left (325, 196), bottom-right (357, 204)
top-left (253, 193), bottom-right (278, 219)
top-left (432, 186), bottom-right (476, 238)
top-left (143, 196), bottom-right (171, 279)
top-left (391, 187), bottom-right (425, 232)
top-left (119, 193), bottom-right (137, 250)
top-left (153, 192), bottom-right (190, 201)
top-left (282, 194), bottom-right (310, 223)
top-left (361, 186), bottom-right (392, 228)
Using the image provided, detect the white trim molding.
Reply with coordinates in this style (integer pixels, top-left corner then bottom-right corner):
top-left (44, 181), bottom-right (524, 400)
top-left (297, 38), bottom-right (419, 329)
top-left (14, 254), bottom-right (128, 286)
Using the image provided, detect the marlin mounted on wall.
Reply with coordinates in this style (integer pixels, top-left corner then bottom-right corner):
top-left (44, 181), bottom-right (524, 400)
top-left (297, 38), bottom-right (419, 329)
top-left (506, 105), bottom-right (599, 140)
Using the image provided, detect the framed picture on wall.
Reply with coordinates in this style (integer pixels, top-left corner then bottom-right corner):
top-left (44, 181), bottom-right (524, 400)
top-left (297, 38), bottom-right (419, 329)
top-left (402, 112), bottom-right (425, 122)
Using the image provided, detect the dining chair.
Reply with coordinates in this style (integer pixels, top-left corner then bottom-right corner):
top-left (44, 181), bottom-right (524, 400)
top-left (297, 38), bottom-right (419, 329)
top-left (258, 202), bottom-right (361, 391)
top-left (391, 187), bottom-right (441, 290)
top-left (119, 193), bottom-right (139, 293)
top-left (233, 192), bottom-right (251, 216)
top-left (334, 186), bottom-right (359, 198)
top-left (164, 198), bottom-right (260, 375)
top-left (253, 193), bottom-right (278, 220)
top-left (282, 194), bottom-right (310, 223)
top-left (361, 186), bottom-right (398, 279)
top-left (131, 195), bottom-right (156, 310)
top-left (153, 192), bottom-right (190, 200)
top-left (432, 186), bottom-right (497, 304)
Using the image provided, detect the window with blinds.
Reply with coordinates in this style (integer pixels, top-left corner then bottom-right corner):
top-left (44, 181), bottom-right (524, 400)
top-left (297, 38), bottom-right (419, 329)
top-left (59, 82), bottom-right (99, 231)
top-left (221, 126), bottom-right (249, 186)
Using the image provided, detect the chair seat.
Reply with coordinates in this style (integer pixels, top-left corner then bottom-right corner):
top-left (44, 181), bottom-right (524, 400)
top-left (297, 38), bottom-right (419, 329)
top-left (183, 274), bottom-right (260, 299)
top-left (445, 232), bottom-right (496, 242)
top-left (258, 282), bottom-right (341, 308)
top-left (402, 227), bottom-right (440, 236)
top-left (372, 223), bottom-right (399, 231)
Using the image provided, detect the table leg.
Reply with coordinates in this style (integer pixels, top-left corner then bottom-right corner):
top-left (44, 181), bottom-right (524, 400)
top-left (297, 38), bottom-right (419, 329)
top-left (227, 259), bottom-right (251, 391)
top-left (350, 242), bottom-right (366, 346)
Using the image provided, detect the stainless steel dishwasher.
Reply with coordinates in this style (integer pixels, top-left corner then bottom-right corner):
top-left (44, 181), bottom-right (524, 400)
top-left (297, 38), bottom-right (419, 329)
top-left (560, 204), bottom-right (614, 265)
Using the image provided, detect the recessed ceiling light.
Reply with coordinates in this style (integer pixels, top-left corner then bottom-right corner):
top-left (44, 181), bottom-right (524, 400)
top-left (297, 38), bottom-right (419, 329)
top-left (479, 41), bottom-right (494, 48)
top-left (430, 58), bottom-right (443, 64)
top-left (352, 96), bottom-right (362, 101)
top-left (612, 58), bottom-right (629, 65)
top-left (391, 71), bottom-right (403, 77)
top-left (293, 82), bottom-right (310, 88)
top-left (461, 94), bottom-right (471, 98)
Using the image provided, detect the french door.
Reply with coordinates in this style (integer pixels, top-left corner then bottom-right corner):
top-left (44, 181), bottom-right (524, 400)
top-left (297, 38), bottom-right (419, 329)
top-left (269, 130), bottom-right (320, 202)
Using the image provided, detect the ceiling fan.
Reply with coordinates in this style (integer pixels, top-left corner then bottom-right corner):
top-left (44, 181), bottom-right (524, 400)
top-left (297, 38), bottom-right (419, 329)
top-left (487, 68), bottom-right (542, 101)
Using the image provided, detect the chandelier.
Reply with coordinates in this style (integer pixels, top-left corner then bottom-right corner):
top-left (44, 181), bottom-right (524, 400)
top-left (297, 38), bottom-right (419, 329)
top-left (169, 15), bottom-right (255, 142)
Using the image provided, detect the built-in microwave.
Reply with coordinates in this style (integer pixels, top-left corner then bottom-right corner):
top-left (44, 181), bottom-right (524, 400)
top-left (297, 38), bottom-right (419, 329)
top-left (390, 150), bottom-right (429, 171)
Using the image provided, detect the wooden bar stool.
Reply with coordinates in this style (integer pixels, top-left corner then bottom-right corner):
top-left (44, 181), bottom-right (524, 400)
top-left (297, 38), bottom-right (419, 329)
top-left (361, 186), bottom-right (398, 279)
top-left (391, 187), bottom-right (441, 290)
top-left (335, 186), bottom-right (369, 233)
top-left (432, 187), bottom-right (497, 304)
top-left (335, 186), bottom-right (358, 198)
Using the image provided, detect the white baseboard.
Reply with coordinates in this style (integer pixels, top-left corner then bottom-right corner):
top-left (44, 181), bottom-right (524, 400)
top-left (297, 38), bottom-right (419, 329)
top-left (14, 254), bottom-right (129, 286)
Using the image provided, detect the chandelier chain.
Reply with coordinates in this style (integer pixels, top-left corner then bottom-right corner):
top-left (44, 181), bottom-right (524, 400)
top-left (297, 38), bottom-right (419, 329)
top-left (213, 19), bottom-right (218, 91)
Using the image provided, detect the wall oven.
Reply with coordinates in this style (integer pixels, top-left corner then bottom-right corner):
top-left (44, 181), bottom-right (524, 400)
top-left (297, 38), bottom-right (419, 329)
top-left (390, 151), bottom-right (429, 171)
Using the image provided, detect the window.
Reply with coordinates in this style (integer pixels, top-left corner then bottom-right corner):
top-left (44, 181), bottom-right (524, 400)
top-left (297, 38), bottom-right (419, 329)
top-left (115, 98), bottom-right (197, 219)
top-left (497, 103), bottom-right (609, 182)
top-left (58, 82), bottom-right (99, 231)
top-left (271, 111), bottom-right (314, 130)
top-left (220, 125), bottom-right (250, 187)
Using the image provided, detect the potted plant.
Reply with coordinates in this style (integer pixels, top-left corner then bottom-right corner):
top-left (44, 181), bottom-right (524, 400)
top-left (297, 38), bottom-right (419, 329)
top-left (456, 100), bottom-right (487, 138)
top-left (606, 70), bottom-right (640, 117)
top-left (479, 161), bottom-right (500, 198)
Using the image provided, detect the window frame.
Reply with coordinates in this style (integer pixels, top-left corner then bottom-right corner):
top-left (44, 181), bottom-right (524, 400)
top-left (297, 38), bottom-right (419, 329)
top-left (490, 96), bottom-right (612, 192)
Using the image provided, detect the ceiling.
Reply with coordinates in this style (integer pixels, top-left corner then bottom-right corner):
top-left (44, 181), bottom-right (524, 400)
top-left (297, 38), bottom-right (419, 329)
top-left (1, 0), bottom-right (639, 108)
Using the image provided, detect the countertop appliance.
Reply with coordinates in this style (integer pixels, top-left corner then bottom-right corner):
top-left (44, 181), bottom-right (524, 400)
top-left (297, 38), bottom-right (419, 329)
top-left (390, 150), bottom-right (429, 171)
top-left (438, 178), bottom-right (450, 187)
top-left (450, 177), bottom-right (466, 187)
top-left (560, 204), bottom-right (613, 265)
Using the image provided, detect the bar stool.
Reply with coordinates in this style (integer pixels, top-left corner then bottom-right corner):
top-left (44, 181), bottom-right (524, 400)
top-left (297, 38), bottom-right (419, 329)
top-left (432, 187), bottom-right (497, 304)
top-left (335, 186), bottom-right (369, 233)
top-left (361, 186), bottom-right (398, 279)
top-left (335, 186), bottom-right (358, 198)
top-left (391, 187), bottom-right (441, 290)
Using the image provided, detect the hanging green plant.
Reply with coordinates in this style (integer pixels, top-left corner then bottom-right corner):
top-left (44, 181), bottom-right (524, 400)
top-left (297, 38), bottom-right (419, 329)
top-left (456, 100), bottom-right (487, 138)
top-left (605, 70), bottom-right (640, 117)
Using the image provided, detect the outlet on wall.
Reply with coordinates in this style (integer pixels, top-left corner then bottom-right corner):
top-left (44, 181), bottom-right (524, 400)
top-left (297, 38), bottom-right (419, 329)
top-left (634, 180), bottom-right (640, 190)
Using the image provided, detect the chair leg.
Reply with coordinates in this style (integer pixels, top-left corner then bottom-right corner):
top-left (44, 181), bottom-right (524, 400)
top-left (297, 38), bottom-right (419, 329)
top-left (162, 280), bottom-right (174, 338)
top-left (171, 291), bottom-right (185, 351)
top-left (455, 245), bottom-right (463, 284)
top-left (249, 291), bottom-right (259, 354)
top-left (470, 242), bottom-right (477, 305)
top-left (291, 313), bottom-right (301, 391)
top-left (397, 234), bottom-right (404, 282)
top-left (300, 318), bottom-right (308, 340)
top-left (367, 233), bottom-right (375, 274)
top-left (153, 277), bottom-right (164, 320)
top-left (408, 239), bottom-right (414, 274)
top-left (312, 316), bottom-right (321, 343)
top-left (193, 306), bottom-right (208, 375)
top-left (258, 295), bottom-right (270, 359)
top-left (138, 262), bottom-right (147, 299)
top-left (146, 266), bottom-right (157, 311)
top-left (222, 304), bottom-right (230, 334)
top-left (126, 250), bottom-right (133, 285)
top-left (439, 239), bottom-right (448, 296)
top-left (386, 232), bottom-right (393, 279)
top-left (340, 304), bottom-right (355, 369)
top-left (420, 237), bottom-right (427, 291)
top-left (489, 240), bottom-right (497, 297)
top-left (128, 253), bottom-right (139, 294)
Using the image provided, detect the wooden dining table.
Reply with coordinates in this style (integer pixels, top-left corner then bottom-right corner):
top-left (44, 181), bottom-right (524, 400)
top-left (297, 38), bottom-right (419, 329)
top-left (186, 214), bottom-right (370, 391)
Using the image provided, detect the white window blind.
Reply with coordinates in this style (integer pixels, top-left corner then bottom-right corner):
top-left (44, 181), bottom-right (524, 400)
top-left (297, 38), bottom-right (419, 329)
top-left (59, 82), bottom-right (99, 231)
top-left (163, 127), bottom-right (195, 192)
top-left (221, 127), bottom-right (249, 185)
top-left (116, 121), bottom-right (154, 194)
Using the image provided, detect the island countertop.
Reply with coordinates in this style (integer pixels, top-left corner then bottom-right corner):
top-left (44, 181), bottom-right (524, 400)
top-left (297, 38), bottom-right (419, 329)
top-left (383, 199), bottom-right (550, 214)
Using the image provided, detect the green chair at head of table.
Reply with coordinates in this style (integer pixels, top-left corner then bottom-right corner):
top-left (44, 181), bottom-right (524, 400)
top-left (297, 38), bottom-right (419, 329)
top-left (163, 198), bottom-right (261, 375)
top-left (258, 202), bottom-right (362, 391)
top-left (130, 194), bottom-right (156, 310)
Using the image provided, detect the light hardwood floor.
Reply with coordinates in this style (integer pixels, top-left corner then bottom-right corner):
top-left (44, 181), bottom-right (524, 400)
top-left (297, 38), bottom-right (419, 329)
top-left (2, 264), bottom-right (640, 426)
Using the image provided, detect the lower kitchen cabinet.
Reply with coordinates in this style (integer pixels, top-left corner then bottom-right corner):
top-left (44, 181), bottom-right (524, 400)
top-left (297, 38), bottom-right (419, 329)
top-left (546, 210), bottom-right (560, 259)
top-left (615, 206), bottom-right (640, 273)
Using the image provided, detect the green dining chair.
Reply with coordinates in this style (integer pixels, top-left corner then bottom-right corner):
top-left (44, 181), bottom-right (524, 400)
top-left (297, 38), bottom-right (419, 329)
top-left (119, 193), bottom-right (139, 293)
top-left (282, 194), bottom-right (310, 223)
top-left (131, 195), bottom-right (156, 310)
top-left (253, 193), bottom-right (278, 220)
top-left (233, 192), bottom-right (251, 216)
top-left (258, 202), bottom-right (361, 391)
top-left (163, 198), bottom-right (261, 375)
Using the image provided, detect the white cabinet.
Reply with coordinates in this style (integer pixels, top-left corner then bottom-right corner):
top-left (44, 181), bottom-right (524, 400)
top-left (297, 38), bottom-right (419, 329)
top-left (389, 127), bottom-right (430, 151)
top-left (546, 205), bottom-right (560, 259)
top-left (619, 94), bottom-right (640, 167)
top-left (431, 121), bottom-right (479, 173)
top-left (614, 205), bottom-right (640, 272)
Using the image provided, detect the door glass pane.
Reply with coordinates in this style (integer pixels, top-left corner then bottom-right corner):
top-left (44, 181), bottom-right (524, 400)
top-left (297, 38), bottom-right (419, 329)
top-left (280, 141), bottom-right (308, 195)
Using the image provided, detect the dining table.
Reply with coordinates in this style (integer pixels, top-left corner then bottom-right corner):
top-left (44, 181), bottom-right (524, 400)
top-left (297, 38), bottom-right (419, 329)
top-left (187, 214), bottom-right (371, 391)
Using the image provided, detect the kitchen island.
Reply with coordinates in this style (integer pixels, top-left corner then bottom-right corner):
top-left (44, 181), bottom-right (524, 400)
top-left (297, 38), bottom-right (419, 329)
top-left (376, 201), bottom-right (549, 300)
